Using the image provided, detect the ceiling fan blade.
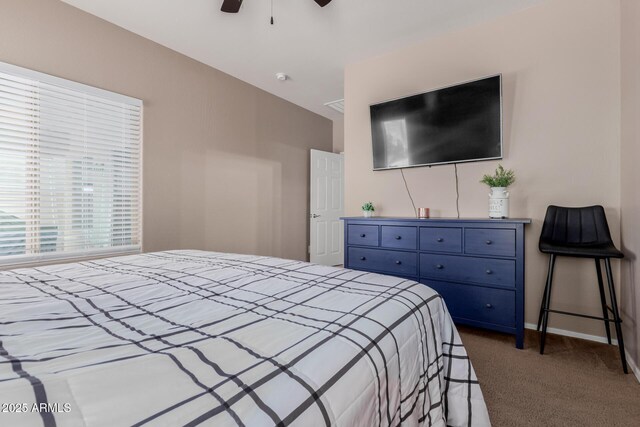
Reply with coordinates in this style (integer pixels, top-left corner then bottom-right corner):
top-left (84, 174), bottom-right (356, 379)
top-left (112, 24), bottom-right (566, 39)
top-left (314, 0), bottom-right (333, 7)
top-left (221, 0), bottom-right (243, 13)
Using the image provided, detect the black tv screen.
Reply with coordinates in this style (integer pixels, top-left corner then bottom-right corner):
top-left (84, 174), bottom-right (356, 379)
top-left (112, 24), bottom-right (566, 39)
top-left (370, 75), bottom-right (502, 170)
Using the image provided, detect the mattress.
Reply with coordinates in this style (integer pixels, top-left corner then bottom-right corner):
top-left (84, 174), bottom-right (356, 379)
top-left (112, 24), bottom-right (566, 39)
top-left (0, 250), bottom-right (490, 426)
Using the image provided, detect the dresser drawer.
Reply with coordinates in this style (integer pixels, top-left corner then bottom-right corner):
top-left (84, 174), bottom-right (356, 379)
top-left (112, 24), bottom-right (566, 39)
top-left (348, 247), bottom-right (417, 276)
top-left (465, 228), bottom-right (516, 257)
top-left (381, 226), bottom-right (417, 249)
top-left (420, 253), bottom-right (515, 288)
top-left (347, 225), bottom-right (379, 247)
top-left (420, 227), bottom-right (462, 253)
top-left (427, 281), bottom-right (515, 327)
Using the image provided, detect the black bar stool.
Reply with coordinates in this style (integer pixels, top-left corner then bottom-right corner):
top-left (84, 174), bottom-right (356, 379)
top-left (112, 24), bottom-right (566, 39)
top-left (536, 205), bottom-right (627, 373)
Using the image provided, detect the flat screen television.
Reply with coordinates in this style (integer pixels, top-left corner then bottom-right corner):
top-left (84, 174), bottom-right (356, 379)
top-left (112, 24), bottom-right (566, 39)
top-left (370, 75), bottom-right (502, 170)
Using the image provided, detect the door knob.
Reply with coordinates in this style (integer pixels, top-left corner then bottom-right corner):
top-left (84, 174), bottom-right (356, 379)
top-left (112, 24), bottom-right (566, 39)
top-left (486, 240), bottom-right (493, 245)
top-left (395, 236), bottom-right (402, 240)
top-left (436, 238), bottom-right (444, 242)
top-left (360, 257), bottom-right (366, 261)
top-left (486, 269), bottom-right (493, 275)
top-left (395, 260), bottom-right (402, 265)
top-left (436, 264), bottom-right (444, 269)
top-left (485, 303), bottom-right (494, 309)
top-left (310, 213), bottom-right (321, 218)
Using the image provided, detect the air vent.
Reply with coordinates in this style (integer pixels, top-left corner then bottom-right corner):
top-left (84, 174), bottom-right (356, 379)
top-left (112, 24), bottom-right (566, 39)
top-left (324, 99), bottom-right (344, 114)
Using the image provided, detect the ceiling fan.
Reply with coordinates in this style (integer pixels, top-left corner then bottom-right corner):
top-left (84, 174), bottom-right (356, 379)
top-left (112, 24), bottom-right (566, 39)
top-left (221, 0), bottom-right (333, 14)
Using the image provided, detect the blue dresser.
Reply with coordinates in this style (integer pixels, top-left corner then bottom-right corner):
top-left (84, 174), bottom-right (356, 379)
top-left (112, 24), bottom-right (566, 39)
top-left (341, 217), bottom-right (531, 348)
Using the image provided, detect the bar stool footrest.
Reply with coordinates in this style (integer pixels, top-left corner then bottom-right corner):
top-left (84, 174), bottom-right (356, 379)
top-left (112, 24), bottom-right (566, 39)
top-left (543, 308), bottom-right (622, 323)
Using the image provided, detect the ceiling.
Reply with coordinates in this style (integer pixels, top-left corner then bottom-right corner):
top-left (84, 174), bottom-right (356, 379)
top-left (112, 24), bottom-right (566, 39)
top-left (61, 0), bottom-right (543, 121)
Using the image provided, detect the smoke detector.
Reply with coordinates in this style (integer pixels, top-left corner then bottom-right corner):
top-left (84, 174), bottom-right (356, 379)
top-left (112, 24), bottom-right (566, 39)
top-left (275, 73), bottom-right (289, 81)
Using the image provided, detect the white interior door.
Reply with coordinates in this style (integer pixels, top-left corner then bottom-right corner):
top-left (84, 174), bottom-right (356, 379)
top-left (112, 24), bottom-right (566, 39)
top-left (310, 150), bottom-right (344, 266)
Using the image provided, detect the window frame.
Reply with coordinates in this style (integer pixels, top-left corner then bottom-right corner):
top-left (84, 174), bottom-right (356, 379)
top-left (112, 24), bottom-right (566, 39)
top-left (0, 61), bottom-right (143, 268)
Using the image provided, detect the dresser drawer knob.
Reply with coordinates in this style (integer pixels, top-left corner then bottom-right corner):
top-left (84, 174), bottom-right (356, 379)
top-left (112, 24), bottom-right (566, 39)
top-left (436, 264), bottom-right (444, 269)
top-left (395, 260), bottom-right (402, 265)
top-left (395, 236), bottom-right (402, 240)
top-left (360, 256), bottom-right (366, 261)
top-left (486, 240), bottom-right (493, 245)
top-left (360, 234), bottom-right (366, 238)
top-left (436, 238), bottom-right (444, 242)
top-left (486, 269), bottom-right (493, 275)
top-left (485, 303), bottom-right (494, 309)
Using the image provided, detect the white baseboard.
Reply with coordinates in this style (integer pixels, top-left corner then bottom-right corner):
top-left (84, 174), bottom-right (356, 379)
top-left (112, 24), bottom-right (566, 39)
top-left (627, 352), bottom-right (640, 383)
top-left (524, 323), bottom-right (640, 383)
top-left (524, 322), bottom-right (617, 344)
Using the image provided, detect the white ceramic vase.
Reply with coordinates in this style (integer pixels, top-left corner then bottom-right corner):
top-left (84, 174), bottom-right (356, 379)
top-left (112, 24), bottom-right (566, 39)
top-left (489, 187), bottom-right (510, 218)
top-left (363, 210), bottom-right (374, 218)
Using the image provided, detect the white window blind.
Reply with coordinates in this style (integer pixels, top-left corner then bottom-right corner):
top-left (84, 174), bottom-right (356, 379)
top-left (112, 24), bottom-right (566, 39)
top-left (0, 62), bottom-right (142, 266)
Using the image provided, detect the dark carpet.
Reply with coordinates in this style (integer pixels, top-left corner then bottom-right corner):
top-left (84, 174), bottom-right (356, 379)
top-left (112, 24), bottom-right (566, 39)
top-left (458, 326), bottom-right (640, 426)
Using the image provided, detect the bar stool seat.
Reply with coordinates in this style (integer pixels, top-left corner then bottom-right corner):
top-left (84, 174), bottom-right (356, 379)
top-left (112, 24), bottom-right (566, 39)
top-left (537, 205), bottom-right (628, 373)
top-left (539, 241), bottom-right (623, 258)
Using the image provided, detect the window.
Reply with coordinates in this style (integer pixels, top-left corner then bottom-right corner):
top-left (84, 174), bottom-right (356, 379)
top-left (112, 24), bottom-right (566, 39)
top-left (0, 62), bottom-right (142, 266)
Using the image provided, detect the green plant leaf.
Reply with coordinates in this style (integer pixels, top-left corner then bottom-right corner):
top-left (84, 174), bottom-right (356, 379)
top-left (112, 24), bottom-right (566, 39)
top-left (362, 202), bottom-right (375, 211)
top-left (480, 164), bottom-right (515, 187)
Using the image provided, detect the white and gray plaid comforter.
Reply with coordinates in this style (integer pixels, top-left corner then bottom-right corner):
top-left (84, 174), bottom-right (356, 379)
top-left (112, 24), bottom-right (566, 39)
top-left (0, 250), bottom-right (490, 427)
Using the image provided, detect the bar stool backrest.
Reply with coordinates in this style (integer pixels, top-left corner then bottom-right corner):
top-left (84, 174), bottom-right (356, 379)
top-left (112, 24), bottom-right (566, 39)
top-left (539, 205), bottom-right (614, 247)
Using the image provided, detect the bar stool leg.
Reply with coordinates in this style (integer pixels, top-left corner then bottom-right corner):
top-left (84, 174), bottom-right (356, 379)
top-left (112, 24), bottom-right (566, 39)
top-left (540, 254), bottom-right (556, 354)
top-left (537, 255), bottom-right (555, 332)
top-left (595, 258), bottom-right (612, 345)
top-left (604, 258), bottom-right (628, 374)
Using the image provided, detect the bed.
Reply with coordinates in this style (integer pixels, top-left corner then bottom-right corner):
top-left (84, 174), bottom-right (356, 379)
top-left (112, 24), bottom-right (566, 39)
top-left (0, 250), bottom-right (490, 426)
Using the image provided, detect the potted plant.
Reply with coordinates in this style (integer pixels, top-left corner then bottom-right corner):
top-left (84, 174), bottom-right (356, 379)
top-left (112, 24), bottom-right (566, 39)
top-left (362, 202), bottom-right (375, 218)
top-left (480, 165), bottom-right (515, 219)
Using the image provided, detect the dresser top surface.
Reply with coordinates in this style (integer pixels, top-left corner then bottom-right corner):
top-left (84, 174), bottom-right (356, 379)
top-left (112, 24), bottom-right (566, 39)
top-left (341, 216), bottom-right (532, 224)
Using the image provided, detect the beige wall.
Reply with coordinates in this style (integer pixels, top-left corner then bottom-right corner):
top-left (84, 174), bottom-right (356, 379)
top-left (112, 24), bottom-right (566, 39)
top-left (344, 0), bottom-right (622, 337)
top-left (0, 0), bottom-right (332, 262)
top-left (333, 118), bottom-right (345, 153)
top-left (620, 0), bottom-right (640, 371)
